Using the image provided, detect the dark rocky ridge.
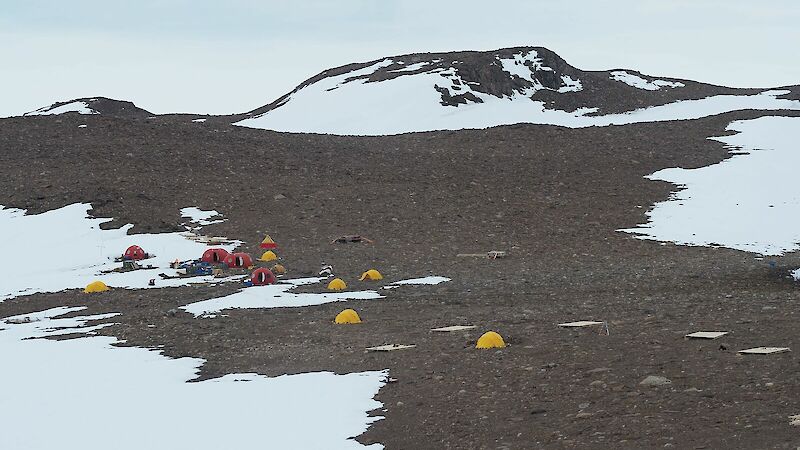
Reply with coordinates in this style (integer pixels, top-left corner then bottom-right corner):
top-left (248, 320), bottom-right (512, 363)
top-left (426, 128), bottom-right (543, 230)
top-left (244, 46), bottom-right (760, 119)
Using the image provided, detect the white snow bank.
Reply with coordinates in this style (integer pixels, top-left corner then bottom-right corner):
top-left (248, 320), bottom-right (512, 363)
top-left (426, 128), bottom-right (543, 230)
top-left (0, 306), bottom-right (386, 450)
top-left (0, 203), bottom-right (238, 300)
top-left (391, 276), bottom-right (451, 285)
top-left (234, 60), bottom-right (799, 135)
top-left (620, 116), bottom-right (800, 256)
top-left (610, 71), bottom-right (684, 90)
top-left (181, 206), bottom-right (226, 227)
top-left (24, 101), bottom-right (98, 116)
top-left (182, 277), bottom-right (382, 316)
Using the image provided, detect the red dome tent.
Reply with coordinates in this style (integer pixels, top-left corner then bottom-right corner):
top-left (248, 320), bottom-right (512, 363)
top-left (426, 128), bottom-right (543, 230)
top-left (251, 267), bottom-right (277, 286)
top-left (201, 248), bottom-right (230, 264)
top-left (123, 245), bottom-right (147, 260)
top-left (224, 252), bottom-right (253, 269)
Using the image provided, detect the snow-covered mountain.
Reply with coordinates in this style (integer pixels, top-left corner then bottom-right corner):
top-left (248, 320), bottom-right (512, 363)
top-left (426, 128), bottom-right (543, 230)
top-left (24, 97), bottom-right (152, 119)
top-left (234, 46), bottom-right (800, 135)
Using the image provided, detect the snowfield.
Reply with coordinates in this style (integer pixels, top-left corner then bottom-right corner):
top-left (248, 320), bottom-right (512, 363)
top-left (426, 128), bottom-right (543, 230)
top-left (0, 203), bottom-right (239, 300)
top-left (0, 307), bottom-right (386, 450)
top-left (234, 53), bottom-right (800, 135)
top-left (620, 116), bottom-right (800, 256)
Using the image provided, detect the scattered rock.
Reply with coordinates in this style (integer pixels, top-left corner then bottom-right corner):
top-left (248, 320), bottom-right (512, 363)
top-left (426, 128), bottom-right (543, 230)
top-left (586, 367), bottom-right (612, 374)
top-left (575, 412), bottom-right (593, 419)
top-left (639, 375), bottom-right (672, 387)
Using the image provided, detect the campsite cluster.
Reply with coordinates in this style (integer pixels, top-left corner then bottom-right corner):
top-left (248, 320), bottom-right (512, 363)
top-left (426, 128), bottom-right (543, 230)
top-left (85, 234), bottom-right (287, 293)
top-left (80, 231), bottom-right (515, 350)
top-left (80, 231), bottom-right (794, 355)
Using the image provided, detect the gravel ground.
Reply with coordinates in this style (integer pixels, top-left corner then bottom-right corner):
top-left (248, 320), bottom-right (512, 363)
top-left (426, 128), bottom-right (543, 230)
top-left (1, 109), bottom-right (800, 448)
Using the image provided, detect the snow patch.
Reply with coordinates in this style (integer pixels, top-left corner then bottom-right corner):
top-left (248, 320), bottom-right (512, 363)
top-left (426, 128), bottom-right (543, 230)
top-left (389, 62), bottom-right (431, 73)
top-left (0, 307), bottom-right (386, 450)
top-left (610, 71), bottom-right (685, 90)
top-left (0, 203), bottom-right (238, 300)
top-left (391, 276), bottom-right (451, 285)
top-left (181, 206), bottom-right (225, 228)
top-left (25, 101), bottom-right (98, 116)
top-left (498, 50), bottom-right (552, 86)
top-left (191, 118), bottom-right (207, 123)
top-left (620, 116), bottom-right (800, 256)
top-left (181, 277), bottom-right (382, 316)
top-left (558, 75), bottom-right (583, 93)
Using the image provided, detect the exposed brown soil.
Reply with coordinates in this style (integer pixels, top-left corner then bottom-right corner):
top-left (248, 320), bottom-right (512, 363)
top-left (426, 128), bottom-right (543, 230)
top-left (1, 110), bottom-right (800, 449)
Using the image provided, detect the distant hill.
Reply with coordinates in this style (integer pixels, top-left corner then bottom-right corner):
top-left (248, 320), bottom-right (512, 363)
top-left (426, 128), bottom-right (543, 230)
top-left (232, 46), bottom-right (799, 135)
top-left (24, 97), bottom-right (152, 119)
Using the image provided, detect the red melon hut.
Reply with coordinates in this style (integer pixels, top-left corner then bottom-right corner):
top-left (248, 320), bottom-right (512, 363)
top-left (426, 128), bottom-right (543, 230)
top-left (201, 248), bottom-right (230, 264)
top-left (251, 267), bottom-right (277, 285)
top-left (123, 245), bottom-right (147, 260)
top-left (224, 252), bottom-right (253, 269)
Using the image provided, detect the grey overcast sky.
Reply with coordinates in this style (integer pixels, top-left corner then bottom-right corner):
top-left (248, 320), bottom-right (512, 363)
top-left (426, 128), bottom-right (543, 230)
top-left (2, 1), bottom-right (798, 117)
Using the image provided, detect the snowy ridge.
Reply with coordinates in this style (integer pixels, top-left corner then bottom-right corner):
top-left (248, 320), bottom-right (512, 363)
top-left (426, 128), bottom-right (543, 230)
top-left (21, 97), bottom-right (152, 119)
top-left (24, 100), bottom-right (99, 116)
top-left (234, 47), bottom-right (799, 136)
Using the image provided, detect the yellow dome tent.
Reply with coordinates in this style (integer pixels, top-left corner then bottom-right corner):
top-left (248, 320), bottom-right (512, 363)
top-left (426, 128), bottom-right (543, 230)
top-left (327, 278), bottom-right (347, 291)
top-left (359, 269), bottom-right (383, 281)
top-left (259, 250), bottom-right (278, 262)
top-left (335, 309), bottom-right (361, 324)
top-left (271, 263), bottom-right (286, 275)
top-left (84, 280), bottom-right (110, 293)
top-left (475, 331), bottom-right (506, 349)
